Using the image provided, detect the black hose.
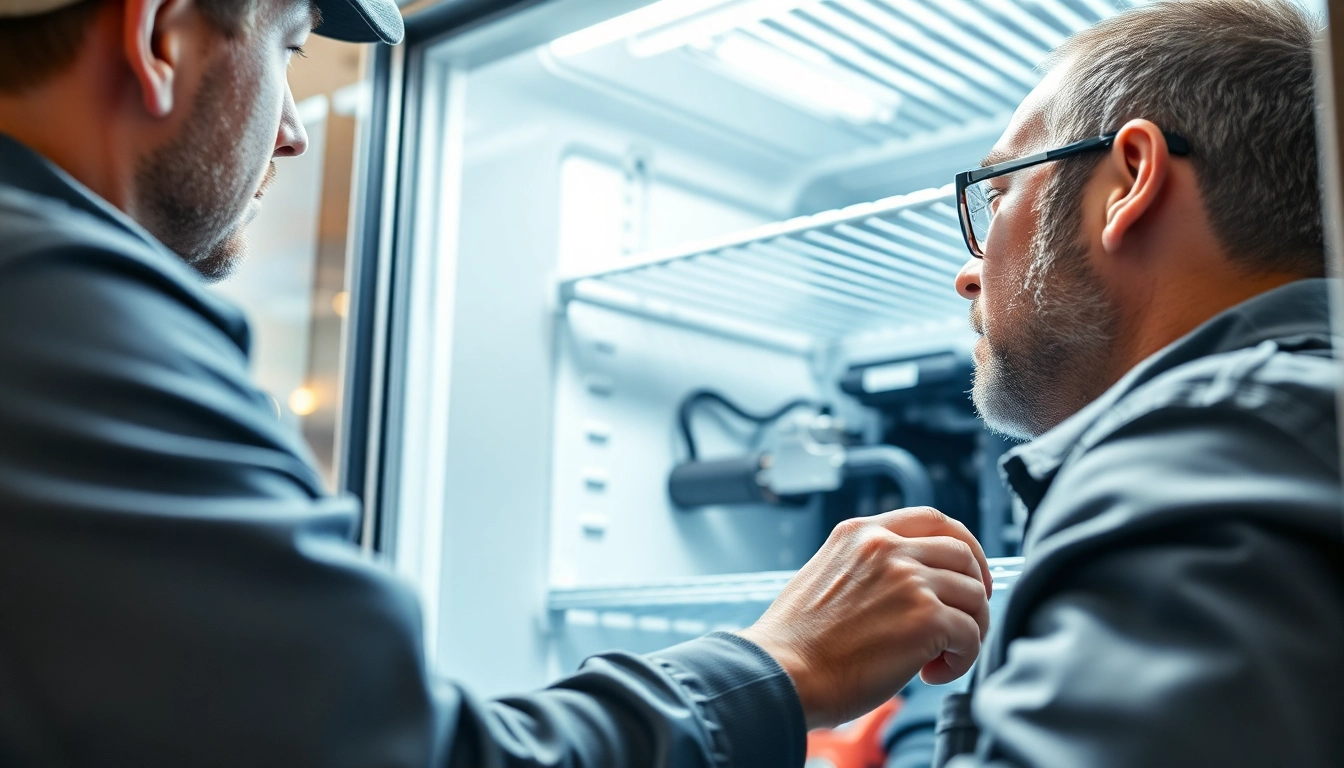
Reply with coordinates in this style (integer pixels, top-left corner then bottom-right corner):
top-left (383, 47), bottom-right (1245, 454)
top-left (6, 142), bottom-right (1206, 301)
top-left (676, 389), bottom-right (827, 461)
top-left (842, 445), bottom-right (936, 508)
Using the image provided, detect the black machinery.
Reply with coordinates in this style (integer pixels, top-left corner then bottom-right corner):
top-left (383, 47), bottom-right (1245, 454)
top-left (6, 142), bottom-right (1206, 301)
top-left (667, 351), bottom-right (1019, 558)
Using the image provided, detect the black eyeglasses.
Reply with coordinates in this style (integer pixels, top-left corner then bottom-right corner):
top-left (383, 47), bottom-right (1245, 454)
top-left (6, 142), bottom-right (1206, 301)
top-left (954, 131), bottom-right (1191, 258)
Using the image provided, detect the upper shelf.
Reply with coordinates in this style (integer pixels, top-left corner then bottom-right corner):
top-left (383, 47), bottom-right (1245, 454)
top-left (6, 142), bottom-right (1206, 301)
top-left (541, 0), bottom-right (1145, 190)
top-left (557, 184), bottom-right (971, 353)
top-left (689, 0), bottom-right (1124, 144)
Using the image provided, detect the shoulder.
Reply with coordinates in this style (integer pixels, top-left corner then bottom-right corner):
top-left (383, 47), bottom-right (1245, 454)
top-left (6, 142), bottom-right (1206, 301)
top-left (1079, 340), bottom-right (1336, 469)
top-left (1027, 341), bottom-right (1340, 554)
top-left (0, 188), bottom-right (326, 500)
top-left (0, 182), bottom-right (251, 354)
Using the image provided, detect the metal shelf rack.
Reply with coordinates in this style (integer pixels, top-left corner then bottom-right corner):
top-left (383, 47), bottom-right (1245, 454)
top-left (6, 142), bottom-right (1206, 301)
top-left (549, 557), bottom-right (1024, 634)
top-left (558, 185), bottom-right (972, 354)
top-left (701, 0), bottom-right (1137, 144)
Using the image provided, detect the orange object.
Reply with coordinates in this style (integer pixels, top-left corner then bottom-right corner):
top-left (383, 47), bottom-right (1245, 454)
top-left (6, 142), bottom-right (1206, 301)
top-left (804, 697), bottom-right (902, 768)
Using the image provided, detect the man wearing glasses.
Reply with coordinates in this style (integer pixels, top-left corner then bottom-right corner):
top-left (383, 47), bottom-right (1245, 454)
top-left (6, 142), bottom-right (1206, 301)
top-left (921, 0), bottom-right (1344, 766)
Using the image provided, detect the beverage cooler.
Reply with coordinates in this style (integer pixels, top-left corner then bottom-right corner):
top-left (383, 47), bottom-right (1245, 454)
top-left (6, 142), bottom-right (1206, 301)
top-left (338, 0), bottom-right (1141, 700)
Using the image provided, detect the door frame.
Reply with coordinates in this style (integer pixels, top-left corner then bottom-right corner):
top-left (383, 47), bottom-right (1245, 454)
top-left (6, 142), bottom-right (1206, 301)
top-left (341, 0), bottom-right (541, 552)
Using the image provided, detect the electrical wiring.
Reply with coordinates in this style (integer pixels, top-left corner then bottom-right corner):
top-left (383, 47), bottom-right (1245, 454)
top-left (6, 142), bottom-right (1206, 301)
top-left (676, 388), bottom-right (828, 461)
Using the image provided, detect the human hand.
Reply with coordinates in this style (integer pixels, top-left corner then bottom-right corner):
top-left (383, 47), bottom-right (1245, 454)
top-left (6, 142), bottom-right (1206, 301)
top-left (735, 507), bottom-right (992, 729)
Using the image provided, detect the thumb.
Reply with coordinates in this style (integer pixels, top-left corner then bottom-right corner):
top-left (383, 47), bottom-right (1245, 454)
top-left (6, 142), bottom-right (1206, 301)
top-left (919, 652), bottom-right (970, 685)
top-left (919, 609), bottom-right (981, 685)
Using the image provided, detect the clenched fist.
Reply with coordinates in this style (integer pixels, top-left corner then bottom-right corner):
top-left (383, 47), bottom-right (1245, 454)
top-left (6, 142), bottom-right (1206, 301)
top-left (735, 507), bottom-right (992, 729)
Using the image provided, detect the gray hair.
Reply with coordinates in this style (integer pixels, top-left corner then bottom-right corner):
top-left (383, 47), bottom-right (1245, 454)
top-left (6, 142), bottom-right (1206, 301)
top-left (1041, 0), bottom-right (1324, 277)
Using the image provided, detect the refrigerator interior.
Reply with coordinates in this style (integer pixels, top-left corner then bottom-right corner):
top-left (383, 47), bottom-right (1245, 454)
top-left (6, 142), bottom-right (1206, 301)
top-left (388, 0), bottom-right (1143, 698)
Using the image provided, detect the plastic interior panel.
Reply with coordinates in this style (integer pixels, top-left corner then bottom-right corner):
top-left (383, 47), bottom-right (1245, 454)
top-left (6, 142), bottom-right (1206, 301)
top-left (549, 301), bottom-right (830, 590)
top-left (423, 38), bottom-right (829, 696)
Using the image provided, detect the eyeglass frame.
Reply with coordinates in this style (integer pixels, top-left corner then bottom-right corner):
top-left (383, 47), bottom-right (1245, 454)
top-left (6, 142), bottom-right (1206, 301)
top-left (954, 131), bottom-right (1192, 259)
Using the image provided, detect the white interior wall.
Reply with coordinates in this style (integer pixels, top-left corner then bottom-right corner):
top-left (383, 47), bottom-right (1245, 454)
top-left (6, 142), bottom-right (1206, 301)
top-left (414, 0), bottom-right (1016, 695)
top-left (550, 302), bottom-right (826, 590)
top-left (425, 49), bottom-right (830, 696)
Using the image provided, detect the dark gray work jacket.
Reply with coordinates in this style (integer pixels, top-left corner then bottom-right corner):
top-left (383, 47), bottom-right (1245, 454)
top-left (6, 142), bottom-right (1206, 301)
top-left (946, 278), bottom-right (1344, 767)
top-left (0, 132), bottom-right (804, 767)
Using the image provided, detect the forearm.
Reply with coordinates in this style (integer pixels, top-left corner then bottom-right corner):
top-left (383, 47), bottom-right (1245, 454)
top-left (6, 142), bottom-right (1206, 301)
top-left (438, 633), bottom-right (806, 768)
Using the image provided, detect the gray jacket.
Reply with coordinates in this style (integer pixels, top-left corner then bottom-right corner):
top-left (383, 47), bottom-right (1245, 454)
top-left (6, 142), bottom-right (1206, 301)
top-left (0, 133), bottom-right (804, 767)
top-left (952, 278), bottom-right (1344, 766)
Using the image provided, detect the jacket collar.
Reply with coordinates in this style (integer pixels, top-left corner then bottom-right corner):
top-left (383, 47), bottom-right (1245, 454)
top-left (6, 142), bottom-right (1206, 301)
top-left (1000, 278), bottom-right (1335, 512)
top-left (0, 132), bottom-right (173, 259)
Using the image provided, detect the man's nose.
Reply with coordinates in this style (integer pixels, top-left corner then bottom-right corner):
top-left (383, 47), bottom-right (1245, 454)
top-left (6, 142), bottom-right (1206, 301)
top-left (955, 258), bottom-right (982, 300)
top-left (274, 86), bottom-right (309, 159)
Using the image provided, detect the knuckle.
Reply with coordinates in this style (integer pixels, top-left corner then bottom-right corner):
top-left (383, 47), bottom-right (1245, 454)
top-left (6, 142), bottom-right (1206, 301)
top-left (947, 536), bottom-right (974, 561)
top-left (883, 553), bottom-right (918, 583)
top-left (910, 589), bottom-right (944, 623)
top-left (897, 561), bottom-right (926, 589)
top-left (917, 580), bottom-right (942, 605)
top-left (854, 529), bottom-right (894, 561)
top-left (831, 516), bottom-right (868, 541)
top-left (906, 506), bottom-right (948, 527)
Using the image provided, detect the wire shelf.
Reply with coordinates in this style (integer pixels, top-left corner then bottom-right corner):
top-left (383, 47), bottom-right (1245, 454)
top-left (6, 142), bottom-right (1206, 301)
top-left (549, 557), bottom-right (1024, 633)
top-left (690, 0), bottom-right (1141, 143)
top-left (558, 185), bottom-right (974, 353)
top-left (556, 0), bottom-right (1139, 146)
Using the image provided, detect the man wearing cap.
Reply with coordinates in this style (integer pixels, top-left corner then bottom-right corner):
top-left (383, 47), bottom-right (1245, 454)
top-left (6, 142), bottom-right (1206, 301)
top-left (0, 1), bottom-right (995, 766)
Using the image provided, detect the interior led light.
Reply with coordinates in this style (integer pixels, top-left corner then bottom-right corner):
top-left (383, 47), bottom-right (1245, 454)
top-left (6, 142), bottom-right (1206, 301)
top-left (628, 0), bottom-right (818, 58)
top-left (709, 34), bottom-right (899, 124)
top-left (549, 0), bottom-right (732, 58)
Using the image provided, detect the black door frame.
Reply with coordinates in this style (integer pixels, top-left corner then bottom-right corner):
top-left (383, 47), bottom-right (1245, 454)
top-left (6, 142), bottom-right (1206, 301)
top-left (340, 0), bottom-right (544, 552)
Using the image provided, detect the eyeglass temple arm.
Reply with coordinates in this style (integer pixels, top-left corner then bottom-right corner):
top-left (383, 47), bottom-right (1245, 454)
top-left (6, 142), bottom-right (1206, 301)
top-left (1046, 131), bottom-right (1191, 160)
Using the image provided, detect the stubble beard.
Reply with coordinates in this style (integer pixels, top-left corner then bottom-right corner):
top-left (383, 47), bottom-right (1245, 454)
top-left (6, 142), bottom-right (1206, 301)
top-left (969, 197), bottom-right (1119, 441)
top-left (134, 55), bottom-right (263, 283)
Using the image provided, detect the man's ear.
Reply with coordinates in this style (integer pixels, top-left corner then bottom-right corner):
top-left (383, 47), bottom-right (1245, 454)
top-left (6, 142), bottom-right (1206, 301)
top-left (122, 0), bottom-right (195, 118)
top-left (1101, 118), bottom-right (1171, 254)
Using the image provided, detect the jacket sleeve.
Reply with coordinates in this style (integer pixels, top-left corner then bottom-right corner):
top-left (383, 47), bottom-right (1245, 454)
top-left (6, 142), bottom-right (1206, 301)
top-left (0, 245), bottom-right (805, 768)
top-left (960, 407), bottom-right (1344, 768)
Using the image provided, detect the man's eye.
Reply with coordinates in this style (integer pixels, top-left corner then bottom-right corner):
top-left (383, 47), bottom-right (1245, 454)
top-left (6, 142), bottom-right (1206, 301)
top-left (985, 187), bottom-right (1004, 211)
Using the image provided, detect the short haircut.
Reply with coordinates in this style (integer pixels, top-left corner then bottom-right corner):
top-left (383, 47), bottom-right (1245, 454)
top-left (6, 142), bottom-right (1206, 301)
top-left (1042, 0), bottom-right (1324, 277)
top-left (0, 0), bottom-right (259, 94)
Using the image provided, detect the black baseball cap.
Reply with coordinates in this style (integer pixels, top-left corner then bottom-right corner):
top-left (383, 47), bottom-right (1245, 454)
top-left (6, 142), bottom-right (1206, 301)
top-left (0, 0), bottom-right (405, 45)
top-left (313, 0), bottom-right (404, 45)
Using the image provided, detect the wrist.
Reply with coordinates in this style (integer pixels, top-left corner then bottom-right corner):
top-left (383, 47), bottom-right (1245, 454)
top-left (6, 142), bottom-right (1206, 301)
top-left (734, 626), bottom-right (827, 729)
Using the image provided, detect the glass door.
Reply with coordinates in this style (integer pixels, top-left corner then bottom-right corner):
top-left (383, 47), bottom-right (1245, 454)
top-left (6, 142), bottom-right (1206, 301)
top-left (358, 0), bottom-right (1125, 699)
